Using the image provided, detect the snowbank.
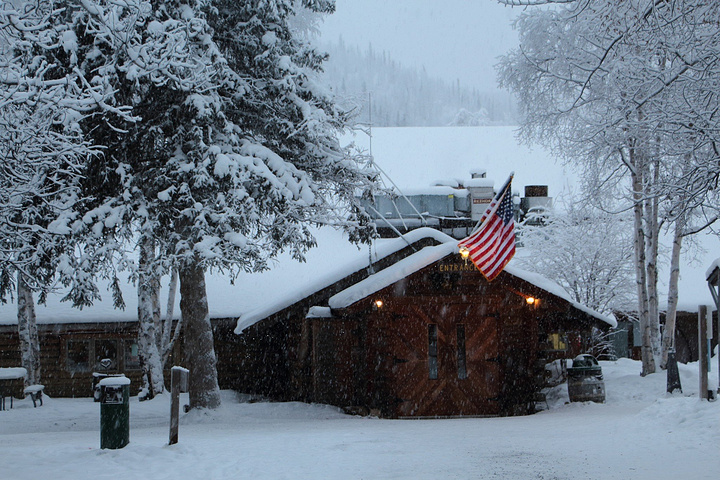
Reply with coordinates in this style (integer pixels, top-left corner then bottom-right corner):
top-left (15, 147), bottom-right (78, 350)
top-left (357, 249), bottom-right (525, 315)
top-left (0, 358), bottom-right (717, 480)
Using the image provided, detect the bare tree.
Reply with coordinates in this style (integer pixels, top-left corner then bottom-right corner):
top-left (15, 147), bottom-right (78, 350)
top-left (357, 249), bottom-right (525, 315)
top-left (497, 0), bottom-right (720, 375)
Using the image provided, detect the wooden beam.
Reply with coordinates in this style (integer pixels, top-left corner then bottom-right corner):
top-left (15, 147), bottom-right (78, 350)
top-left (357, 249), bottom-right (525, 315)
top-left (699, 306), bottom-right (709, 400)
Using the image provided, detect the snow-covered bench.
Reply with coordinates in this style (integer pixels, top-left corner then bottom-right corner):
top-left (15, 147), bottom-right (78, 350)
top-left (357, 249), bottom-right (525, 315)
top-left (24, 385), bottom-right (44, 408)
top-left (0, 367), bottom-right (26, 410)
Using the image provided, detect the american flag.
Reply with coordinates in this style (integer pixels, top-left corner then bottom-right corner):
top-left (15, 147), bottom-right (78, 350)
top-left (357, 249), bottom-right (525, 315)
top-left (458, 175), bottom-right (515, 281)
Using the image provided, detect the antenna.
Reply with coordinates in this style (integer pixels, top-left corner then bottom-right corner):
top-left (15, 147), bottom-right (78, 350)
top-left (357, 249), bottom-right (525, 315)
top-left (367, 91), bottom-right (375, 274)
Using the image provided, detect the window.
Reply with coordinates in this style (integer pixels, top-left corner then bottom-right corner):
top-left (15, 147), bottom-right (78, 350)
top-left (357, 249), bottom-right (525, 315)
top-left (95, 339), bottom-right (118, 372)
top-left (66, 340), bottom-right (91, 372)
top-left (124, 341), bottom-right (141, 370)
top-left (428, 324), bottom-right (438, 379)
top-left (65, 338), bottom-right (136, 372)
top-left (548, 333), bottom-right (568, 351)
top-left (457, 324), bottom-right (467, 379)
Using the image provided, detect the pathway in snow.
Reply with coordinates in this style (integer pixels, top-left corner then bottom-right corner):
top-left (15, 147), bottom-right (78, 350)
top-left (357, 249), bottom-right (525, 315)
top-left (1, 359), bottom-right (718, 480)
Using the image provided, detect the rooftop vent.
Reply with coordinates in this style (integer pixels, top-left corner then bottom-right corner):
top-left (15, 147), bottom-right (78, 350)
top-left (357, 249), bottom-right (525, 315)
top-left (470, 168), bottom-right (487, 179)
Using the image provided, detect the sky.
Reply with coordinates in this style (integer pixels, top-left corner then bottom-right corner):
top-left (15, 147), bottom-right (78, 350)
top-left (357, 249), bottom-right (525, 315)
top-left (319, 0), bottom-right (520, 92)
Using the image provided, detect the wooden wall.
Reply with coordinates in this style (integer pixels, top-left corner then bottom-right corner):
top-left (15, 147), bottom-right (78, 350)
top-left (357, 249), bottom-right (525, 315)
top-left (0, 322), bottom-right (144, 397)
top-left (303, 258), bottom-right (601, 418)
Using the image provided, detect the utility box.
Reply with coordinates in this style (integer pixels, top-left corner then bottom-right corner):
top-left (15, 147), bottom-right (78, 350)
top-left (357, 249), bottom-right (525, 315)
top-left (99, 376), bottom-right (130, 449)
top-left (465, 178), bottom-right (495, 221)
top-left (567, 354), bottom-right (606, 403)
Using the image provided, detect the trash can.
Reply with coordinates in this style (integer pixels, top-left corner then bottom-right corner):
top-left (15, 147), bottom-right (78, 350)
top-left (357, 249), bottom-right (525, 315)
top-left (99, 375), bottom-right (130, 449)
top-left (567, 354), bottom-right (605, 403)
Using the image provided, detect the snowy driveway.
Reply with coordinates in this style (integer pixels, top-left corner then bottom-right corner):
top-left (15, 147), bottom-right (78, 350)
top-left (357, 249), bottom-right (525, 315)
top-left (1, 359), bottom-right (718, 480)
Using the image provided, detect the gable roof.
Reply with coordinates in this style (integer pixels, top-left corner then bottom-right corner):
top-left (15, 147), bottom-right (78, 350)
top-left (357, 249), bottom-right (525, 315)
top-left (236, 231), bottom-right (616, 333)
top-left (325, 241), bottom-right (616, 327)
top-left (235, 228), bottom-right (454, 333)
top-left (706, 258), bottom-right (720, 284)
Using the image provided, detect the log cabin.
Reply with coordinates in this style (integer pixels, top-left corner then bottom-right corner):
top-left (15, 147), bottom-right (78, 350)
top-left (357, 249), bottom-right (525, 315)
top-left (0, 229), bottom-right (614, 413)
top-left (0, 320), bottom-right (146, 397)
top-left (0, 229), bottom-right (454, 399)
top-left (233, 231), bottom-right (616, 418)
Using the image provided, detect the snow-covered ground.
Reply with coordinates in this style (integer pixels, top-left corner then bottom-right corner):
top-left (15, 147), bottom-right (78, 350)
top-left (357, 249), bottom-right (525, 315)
top-left (1, 358), bottom-right (718, 480)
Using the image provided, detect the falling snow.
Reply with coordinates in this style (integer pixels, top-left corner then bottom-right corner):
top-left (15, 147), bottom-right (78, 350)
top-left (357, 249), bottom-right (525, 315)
top-left (0, 358), bottom-right (717, 479)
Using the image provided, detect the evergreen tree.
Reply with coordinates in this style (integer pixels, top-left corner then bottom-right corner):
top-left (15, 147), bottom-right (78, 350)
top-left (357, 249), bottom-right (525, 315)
top-left (0, 0), bottom-right (149, 385)
top-left (83, 0), bottom-right (376, 408)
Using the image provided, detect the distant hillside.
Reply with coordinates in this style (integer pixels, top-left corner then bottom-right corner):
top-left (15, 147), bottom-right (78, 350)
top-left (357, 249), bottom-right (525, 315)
top-left (320, 39), bottom-right (517, 127)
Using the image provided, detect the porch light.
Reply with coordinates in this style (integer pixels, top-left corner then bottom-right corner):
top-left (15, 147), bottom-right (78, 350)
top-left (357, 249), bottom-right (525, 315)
top-left (459, 246), bottom-right (470, 264)
top-left (526, 296), bottom-right (536, 305)
top-left (374, 299), bottom-right (384, 309)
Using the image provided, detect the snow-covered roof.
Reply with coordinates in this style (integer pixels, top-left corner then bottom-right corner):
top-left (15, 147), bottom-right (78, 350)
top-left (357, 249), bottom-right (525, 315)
top-left (327, 240), bottom-right (616, 328)
top-left (235, 227), bottom-right (454, 333)
top-left (504, 265), bottom-right (617, 327)
top-left (705, 258), bottom-right (720, 281)
top-left (0, 367), bottom-right (26, 379)
top-left (328, 242), bottom-right (459, 309)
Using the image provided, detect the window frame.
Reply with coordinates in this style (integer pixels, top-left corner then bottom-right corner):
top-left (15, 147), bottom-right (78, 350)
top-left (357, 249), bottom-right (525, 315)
top-left (457, 324), bottom-right (468, 380)
top-left (547, 332), bottom-right (568, 352)
top-left (65, 339), bottom-right (92, 373)
top-left (63, 336), bottom-right (141, 373)
top-left (428, 324), bottom-right (438, 380)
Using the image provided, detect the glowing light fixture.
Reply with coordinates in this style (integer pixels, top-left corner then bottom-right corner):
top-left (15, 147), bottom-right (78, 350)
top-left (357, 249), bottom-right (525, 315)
top-left (526, 296), bottom-right (536, 305)
top-left (459, 246), bottom-right (470, 264)
top-left (374, 299), bottom-right (384, 309)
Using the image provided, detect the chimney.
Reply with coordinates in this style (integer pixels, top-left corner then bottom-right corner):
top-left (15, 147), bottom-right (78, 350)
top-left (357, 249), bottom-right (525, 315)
top-left (470, 168), bottom-right (487, 179)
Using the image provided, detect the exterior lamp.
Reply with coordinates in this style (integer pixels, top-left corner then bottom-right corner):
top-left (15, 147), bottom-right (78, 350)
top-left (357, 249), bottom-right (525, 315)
top-left (526, 296), bottom-right (536, 305)
top-left (459, 246), bottom-right (470, 264)
top-left (374, 299), bottom-right (384, 309)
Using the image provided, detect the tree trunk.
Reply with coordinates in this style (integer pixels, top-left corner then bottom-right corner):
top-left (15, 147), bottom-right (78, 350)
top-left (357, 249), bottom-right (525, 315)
top-left (137, 235), bottom-right (165, 398)
top-left (630, 158), bottom-right (655, 375)
top-left (645, 158), bottom-right (661, 360)
top-left (17, 273), bottom-right (41, 386)
top-left (179, 259), bottom-right (221, 410)
top-left (661, 216), bottom-right (684, 368)
top-left (161, 267), bottom-right (181, 367)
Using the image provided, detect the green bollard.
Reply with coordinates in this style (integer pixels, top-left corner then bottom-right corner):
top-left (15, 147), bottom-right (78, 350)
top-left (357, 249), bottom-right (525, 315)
top-left (99, 376), bottom-right (130, 449)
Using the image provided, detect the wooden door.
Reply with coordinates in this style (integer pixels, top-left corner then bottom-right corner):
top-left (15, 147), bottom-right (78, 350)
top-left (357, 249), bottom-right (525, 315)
top-left (388, 303), bottom-right (501, 417)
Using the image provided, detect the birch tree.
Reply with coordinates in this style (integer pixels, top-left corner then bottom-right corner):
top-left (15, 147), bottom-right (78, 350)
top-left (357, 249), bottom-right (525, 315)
top-left (517, 198), bottom-right (635, 316)
top-left (0, 0), bottom-right (144, 385)
top-left (497, 0), bottom-right (720, 375)
top-left (0, 101), bottom-right (95, 386)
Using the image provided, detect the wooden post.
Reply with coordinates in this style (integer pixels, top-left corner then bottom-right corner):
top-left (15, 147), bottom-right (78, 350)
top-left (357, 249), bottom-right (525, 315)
top-left (699, 306), bottom-right (709, 400)
top-left (707, 276), bottom-right (720, 394)
top-left (169, 366), bottom-right (189, 445)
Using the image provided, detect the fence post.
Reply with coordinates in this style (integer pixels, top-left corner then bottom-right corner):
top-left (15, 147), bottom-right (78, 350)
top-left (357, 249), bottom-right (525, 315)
top-left (169, 366), bottom-right (189, 445)
top-left (699, 306), bottom-right (709, 400)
